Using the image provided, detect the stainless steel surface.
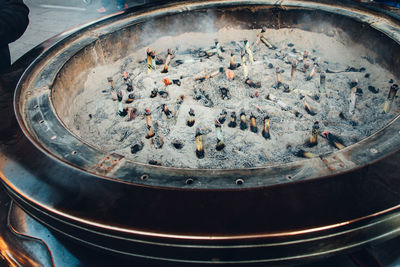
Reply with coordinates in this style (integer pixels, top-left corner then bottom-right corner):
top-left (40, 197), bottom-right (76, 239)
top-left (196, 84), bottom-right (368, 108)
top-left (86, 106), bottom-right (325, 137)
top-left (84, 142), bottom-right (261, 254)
top-left (0, 191), bottom-right (53, 266)
top-left (0, 0), bottom-right (399, 265)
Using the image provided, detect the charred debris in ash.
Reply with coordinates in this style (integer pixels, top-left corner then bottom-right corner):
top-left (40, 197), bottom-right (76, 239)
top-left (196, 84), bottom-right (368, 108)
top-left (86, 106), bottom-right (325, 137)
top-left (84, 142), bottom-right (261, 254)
top-left (74, 27), bottom-right (398, 169)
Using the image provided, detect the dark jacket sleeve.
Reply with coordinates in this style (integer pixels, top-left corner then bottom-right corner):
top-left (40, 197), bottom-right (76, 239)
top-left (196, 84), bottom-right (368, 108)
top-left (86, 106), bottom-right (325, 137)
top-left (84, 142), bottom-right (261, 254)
top-left (0, 0), bottom-right (29, 47)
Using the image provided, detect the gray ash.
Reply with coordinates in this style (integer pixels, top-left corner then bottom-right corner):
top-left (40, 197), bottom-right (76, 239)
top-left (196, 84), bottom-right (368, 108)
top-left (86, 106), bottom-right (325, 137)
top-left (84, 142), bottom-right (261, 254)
top-left (66, 28), bottom-right (398, 169)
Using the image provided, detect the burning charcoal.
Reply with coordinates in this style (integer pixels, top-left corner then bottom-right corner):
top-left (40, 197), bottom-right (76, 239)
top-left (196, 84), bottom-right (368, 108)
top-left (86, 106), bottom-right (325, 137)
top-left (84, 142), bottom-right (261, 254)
top-left (146, 48), bottom-right (155, 74)
top-left (241, 50), bottom-right (249, 79)
top-left (304, 105), bottom-right (316, 116)
top-left (283, 84), bottom-right (290, 93)
top-left (162, 104), bottom-right (173, 119)
top-left (145, 108), bottom-right (155, 138)
top-left (383, 84), bottom-right (399, 113)
top-left (262, 115), bottom-right (270, 139)
top-left (320, 71), bottom-right (326, 93)
top-left (240, 110), bottom-right (248, 130)
top-left (117, 91), bottom-right (127, 117)
top-left (293, 149), bottom-right (317, 159)
top-left (159, 90), bottom-right (168, 98)
top-left (345, 66), bottom-right (365, 72)
top-left (303, 51), bottom-right (309, 60)
top-left (193, 89), bottom-right (213, 107)
top-left (229, 52), bottom-right (241, 70)
top-left (226, 69), bottom-right (235, 80)
top-left (149, 159), bottom-right (161, 166)
top-left (259, 28), bottom-right (276, 49)
top-left (215, 120), bottom-right (225, 151)
top-left (220, 87), bottom-right (230, 100)
top-left (107, 77), bottom-right (114, 91)
top-left (306, 121), bottom-right (319, 147)
top-left (131, 142), bottom-right (144, 154)
top-left (350, 121), bottom-right (358, 127)
top-left (107, 77), bottom-right (117, 101)
top-left (187, 108), bottom-right (195, 127)
top-left (154, 134), bottom-right (164, 149)
top-left (156, 57), bottom-right (165, 65)
top-left (123, 72), bottom-right (133, 92)
top-left (306, 64), bottom-right (316, 81)
top-left (161, 49), bottom-right (173, 73)
top-left (228, 112), bottom-right (237, 128)
top-left (244, 40), bottom-right (254, 63)
top-left (176, 95), bottom-right (184, 105)
top-left (321, 131), bottom-right (345, 150)
top-left (172, 59), bottom-right (184, 67)
top-left (218, 109), bottom-right (227, 124)
top-left (215, 41), bottom-right (223, 58)
top-left (301, 62), bottom-right (311, 73)
top-left (197, 50), bottom-right (208, 58)
top-left (292, 48), bottom-right (301, 54)
top-left (289, 109), bottom-right (302, 118)
top-left (300, 95), bottom-right (316, 116)
top-left (111, 90), bottom-right (118, 101)
top-left (251, 90), bottom-right (260, 98)
top-left (200, 41), bottom-right (221, 58)
top-left (150, 88), bottom-right (158, 98)
top-left (245, 78), bottom-right (261, 88)
top-left (250, 113), bottom-right (258, 133)
top-left (150, 51), bottom-right (156, 69)
top-left (284, 56), bottom-right (293, 64)
top-left (349, 80), bottom-right (358, 88)
top-left (291, 60), bottom-right (297, 82)
top-left (349, 80), bottom-right (358, 115)
top-left (125, 93), bottom-right (135, 104)
top-left (172, 139), bottom-right (184, 149)
top-left (195, 67), bottom-right (224, 82)
top-left (128, 108), bottom-right (137, 121)
top-left (170, 79), bottom-right (180, 86)
top-left (194, 91), bottom-right (202, 100)
top-left (195, 128), bottom-right (205, 159)
top-left (368, 86), bottom-right (379, 94)
top-left (276, 67), bottom-right (282, 87)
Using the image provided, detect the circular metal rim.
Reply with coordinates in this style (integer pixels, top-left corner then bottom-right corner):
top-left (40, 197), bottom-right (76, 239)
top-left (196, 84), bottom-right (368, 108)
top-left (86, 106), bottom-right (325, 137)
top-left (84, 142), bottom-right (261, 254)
top-left (12, 0), bottom-right (400, 190)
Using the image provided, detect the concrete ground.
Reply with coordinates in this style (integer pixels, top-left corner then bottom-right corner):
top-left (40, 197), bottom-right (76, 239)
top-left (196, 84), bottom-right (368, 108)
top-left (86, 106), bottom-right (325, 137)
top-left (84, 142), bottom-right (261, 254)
top-left (9, 0), bottom-right (145, 63)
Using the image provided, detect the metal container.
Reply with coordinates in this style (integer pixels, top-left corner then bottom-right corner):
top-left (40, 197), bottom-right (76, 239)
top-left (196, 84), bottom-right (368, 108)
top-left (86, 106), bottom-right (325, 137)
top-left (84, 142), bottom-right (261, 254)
top-left (1, 0), bottom-right (400, 265)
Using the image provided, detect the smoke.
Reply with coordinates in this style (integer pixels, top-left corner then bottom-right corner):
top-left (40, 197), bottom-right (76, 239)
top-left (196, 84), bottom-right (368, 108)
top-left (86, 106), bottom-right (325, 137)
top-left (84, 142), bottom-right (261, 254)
top-left (138, 9), bottom-right (219, 49)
